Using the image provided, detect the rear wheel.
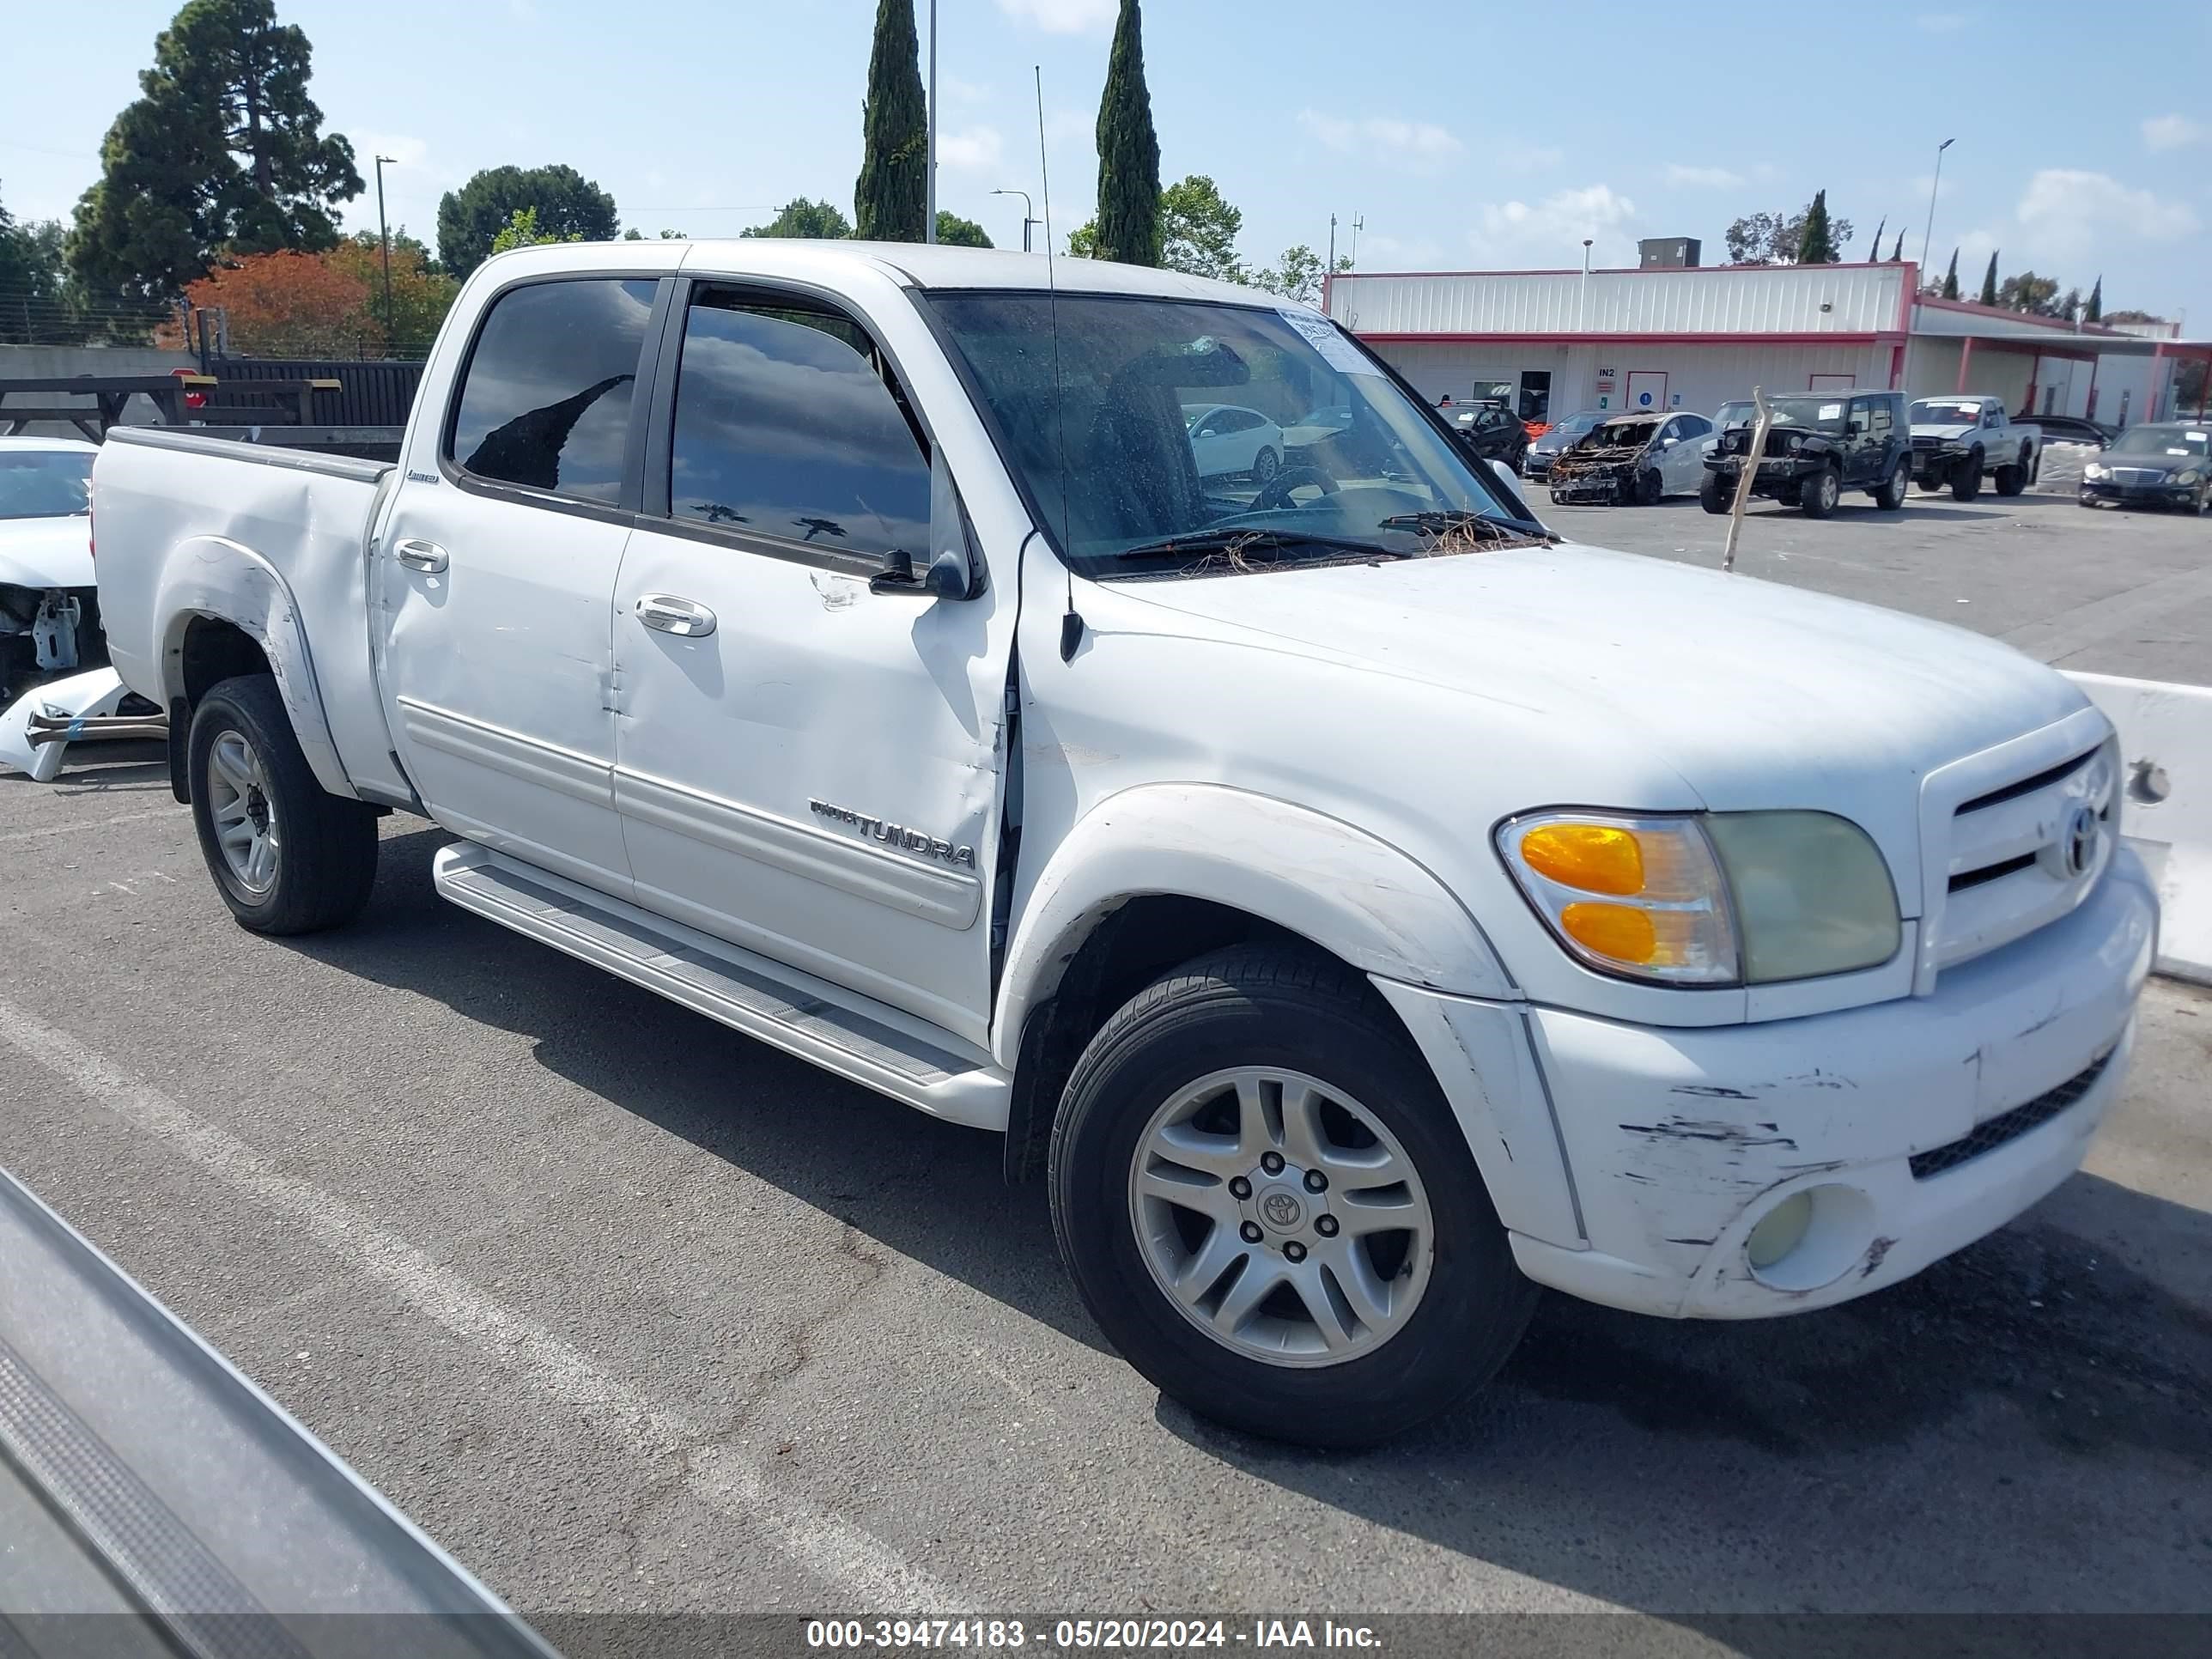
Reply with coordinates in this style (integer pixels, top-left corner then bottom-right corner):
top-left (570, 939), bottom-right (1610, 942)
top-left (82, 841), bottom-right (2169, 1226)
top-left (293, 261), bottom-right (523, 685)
top-left (1994, 459), bottom-right (2027, 496)
top-left (1873, 457), bottom-right (1910, 510)
top-left (1699, 471), bottom-right (1730, 514)
top-left (187, 675), bottom-right (378, 935)
top-left (1049, 945), bottom-right (1534, 1448)
top-left (1952, 448), bottom-right (1985, 501)
top-left (1799, 466), bottom-right (1841, 518)
top-left (1250, 446), bottom-right (1280, 486)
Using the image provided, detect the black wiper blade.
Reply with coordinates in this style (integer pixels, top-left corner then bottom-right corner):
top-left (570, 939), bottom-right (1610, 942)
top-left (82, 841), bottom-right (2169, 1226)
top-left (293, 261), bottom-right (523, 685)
top-left (1110, 527), bottom-right (1410, 565)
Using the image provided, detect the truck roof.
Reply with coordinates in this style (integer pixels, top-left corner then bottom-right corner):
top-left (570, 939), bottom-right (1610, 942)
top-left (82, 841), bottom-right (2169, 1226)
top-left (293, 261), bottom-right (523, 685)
top-left (468, 238), bottom-right (1295, 311)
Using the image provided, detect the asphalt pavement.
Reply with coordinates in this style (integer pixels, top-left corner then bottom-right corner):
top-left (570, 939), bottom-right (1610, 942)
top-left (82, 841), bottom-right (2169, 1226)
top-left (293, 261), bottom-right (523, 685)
top-left (1, 495), bottom-right (2209, 1644)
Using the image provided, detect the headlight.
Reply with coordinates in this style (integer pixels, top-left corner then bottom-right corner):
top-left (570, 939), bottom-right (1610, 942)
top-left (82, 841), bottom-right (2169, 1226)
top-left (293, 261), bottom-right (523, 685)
top-left (2083, 463), bottom-right (2109, 480)
top-left (2177, 470), bottom-right (2202, 485)
top-left (1497, 811), bottom-right (1900, 988)
top-left (1784, 434), bottom-right (1803, 453)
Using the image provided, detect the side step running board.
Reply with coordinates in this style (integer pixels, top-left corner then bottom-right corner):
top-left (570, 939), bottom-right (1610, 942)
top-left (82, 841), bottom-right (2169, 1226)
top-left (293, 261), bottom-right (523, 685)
top-left (433, 842), bottom-right (1011, 1129)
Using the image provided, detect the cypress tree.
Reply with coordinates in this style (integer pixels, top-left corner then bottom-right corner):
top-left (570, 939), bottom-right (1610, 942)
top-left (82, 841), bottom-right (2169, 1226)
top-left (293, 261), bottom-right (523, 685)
top-left (1941, 248), bottom-right (1959, 299)
top-left (1978, 251), bottom-right (1999, 307)
top-left (1796, 190), bottom-right (1837, 264)
top-left (1094, 0), bottom-right (1161, 266)
top-left (854, 0), bottom-right (927, 242)
top-left (1890, 231), bottom-right (1905, 262)
top-left (2085, 275), bottom-right (2102, 323)
top-left (1868, 216), bottom-right (1885, 261)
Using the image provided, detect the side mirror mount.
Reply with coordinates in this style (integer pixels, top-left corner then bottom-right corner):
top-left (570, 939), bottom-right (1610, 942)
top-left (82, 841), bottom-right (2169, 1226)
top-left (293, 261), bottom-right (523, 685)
top-left (1660, 436), bottom-right (1678, 448)
top-left (1488, 458), bottom-right (1520, 493)
top-left (1845, 421), bottom-right (1864, 436)
top-left (870, 450), bottom-right (985, 600)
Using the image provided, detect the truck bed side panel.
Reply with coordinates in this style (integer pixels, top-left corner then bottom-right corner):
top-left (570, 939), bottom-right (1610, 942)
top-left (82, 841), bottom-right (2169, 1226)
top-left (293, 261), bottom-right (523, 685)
top-left (94, 430), bottom-right (410, 803)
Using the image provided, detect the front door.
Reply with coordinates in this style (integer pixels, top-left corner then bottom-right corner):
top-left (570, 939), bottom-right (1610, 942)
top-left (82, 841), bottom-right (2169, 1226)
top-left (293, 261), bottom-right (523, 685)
top-left (610, 282), bottom-right (1012, 1045)
top-left (1845, 396), bottom-right (1888, 485)
top-left (374, 275), bottom-right (662, 895)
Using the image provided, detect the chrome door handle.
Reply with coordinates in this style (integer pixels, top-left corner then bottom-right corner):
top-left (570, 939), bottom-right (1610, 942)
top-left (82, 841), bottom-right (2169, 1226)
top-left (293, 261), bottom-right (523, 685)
top-left (392, 538), bottom-right (449, 573)
top-left (635, 593), bottom-right (717, 637)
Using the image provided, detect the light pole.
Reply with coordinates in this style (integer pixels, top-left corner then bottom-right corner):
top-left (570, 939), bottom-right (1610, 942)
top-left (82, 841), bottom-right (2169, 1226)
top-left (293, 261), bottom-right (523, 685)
top-left (1920, 137), bottom-right (1954, 270)
top-left (991, 187), bottom-right (1036, 252)
top-left (1578, 237), bottom-right (1593, 331)
top-left (373, 155), bottom-right (396, 346)
top-left (925, 0), bottom-right (939, 244)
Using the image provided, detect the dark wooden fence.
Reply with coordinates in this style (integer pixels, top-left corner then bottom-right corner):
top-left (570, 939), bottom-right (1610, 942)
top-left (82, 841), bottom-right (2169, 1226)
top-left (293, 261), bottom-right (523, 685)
top-left (205, 358), bottom-right (424, 428)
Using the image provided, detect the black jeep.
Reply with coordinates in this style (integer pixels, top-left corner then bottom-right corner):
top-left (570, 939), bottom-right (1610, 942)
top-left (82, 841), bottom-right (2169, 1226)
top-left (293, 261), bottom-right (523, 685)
top-left (1700, 391), bottom-right (1911, 518)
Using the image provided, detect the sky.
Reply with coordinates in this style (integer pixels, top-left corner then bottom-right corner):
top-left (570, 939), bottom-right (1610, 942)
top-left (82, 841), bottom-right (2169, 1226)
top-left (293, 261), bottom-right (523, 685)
top-left (3, 0), bottom-right (2209, 324)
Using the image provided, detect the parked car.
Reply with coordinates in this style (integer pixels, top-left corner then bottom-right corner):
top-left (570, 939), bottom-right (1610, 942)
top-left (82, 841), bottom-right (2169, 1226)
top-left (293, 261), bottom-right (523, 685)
top-left (2021, 412), bottom-right (2116, 447)
top-left (1547, 410), bottom-right (1715, 504)
top-left (0, 435), bottom-right (102, 703)
top-left (94, 242), bottom-right (2153, 1449)
top-left (1445, 400), bottom-right (1531, 471)
top-left (1520, 410), bottom-right (1603, 482)
top-left (1702, 391), bottom-right (1912, 517)
top-left (1909, 396), bottom-right (2041, 501)
top-left (1182, 403), bottom-right (1285, 484)
top-left (2079, 422), bottom-right (2209, 512)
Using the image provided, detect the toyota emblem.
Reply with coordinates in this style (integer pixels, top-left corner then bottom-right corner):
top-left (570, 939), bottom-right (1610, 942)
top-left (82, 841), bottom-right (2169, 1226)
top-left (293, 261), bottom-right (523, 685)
top-left (2062, 802), bottom-right (2101, 879)
top-left (1261, 1191), bottom-right (1304, 1230)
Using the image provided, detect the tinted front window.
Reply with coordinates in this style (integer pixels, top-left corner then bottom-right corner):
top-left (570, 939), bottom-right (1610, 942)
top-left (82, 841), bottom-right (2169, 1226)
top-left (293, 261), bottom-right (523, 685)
top-left (667, 294), bottom-right (929, 557)
top-left (0, 451), bottom-right (94, 519)
top-left (450, 278), bottom-right (656, 503)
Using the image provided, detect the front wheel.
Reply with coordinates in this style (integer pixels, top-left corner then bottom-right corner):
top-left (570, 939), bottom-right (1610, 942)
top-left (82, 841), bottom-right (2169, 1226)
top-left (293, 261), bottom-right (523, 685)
top-left (1634, 468), bottom-right (1663, 506)
top-left (1952, 449), bottom-right (1984, 501)
top-left (1699, 471), bottom-right (1730, 514)
top-left (188, 675), bottom-right (379, 934)
top-left (1049, 946), bottom-right (1534, 1448)
top-left (1799, 466), bottom-right (1841, 518)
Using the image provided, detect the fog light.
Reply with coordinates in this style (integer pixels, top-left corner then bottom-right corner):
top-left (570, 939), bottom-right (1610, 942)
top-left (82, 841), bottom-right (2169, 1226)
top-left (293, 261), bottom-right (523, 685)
top-left (1745, 1191), bottom-right (1814, 1269)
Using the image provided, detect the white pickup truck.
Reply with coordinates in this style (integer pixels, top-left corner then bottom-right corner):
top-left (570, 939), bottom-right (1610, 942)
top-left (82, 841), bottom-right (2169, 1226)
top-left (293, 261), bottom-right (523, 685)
top-left (93, 242), bottom-right (2154, 1446)
top-left (1909, 395), bottom-right (2042, 501)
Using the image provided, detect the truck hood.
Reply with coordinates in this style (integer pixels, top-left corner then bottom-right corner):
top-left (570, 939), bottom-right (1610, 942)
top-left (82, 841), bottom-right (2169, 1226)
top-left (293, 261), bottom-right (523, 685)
top-left (1105, 541), bottom-right (2088, 884)
top-left (0, 517), bottom-right (94, 590)
top-left (1910, 422), bottom-right (1976, 441)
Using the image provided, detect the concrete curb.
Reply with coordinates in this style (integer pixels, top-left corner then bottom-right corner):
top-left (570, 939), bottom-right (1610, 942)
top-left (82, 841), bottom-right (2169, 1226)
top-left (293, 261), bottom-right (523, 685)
top-left (2065, 672), bottom-right (2211, 988)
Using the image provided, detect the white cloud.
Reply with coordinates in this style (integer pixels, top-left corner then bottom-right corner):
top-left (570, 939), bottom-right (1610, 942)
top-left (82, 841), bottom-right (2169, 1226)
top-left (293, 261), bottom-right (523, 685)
top-left (2015, 168), bottom-right (2198, 258)
top-left (1915, 11), bottom-right (1967, 30)
top-left (941, 74), bottom-right (991, 106)
top-left (994, 0), bottom-right (1117, 32)
top-left (1297, 110), bottom-right (1462, 165)
top-left (1472, 184), bottom-right (1638, 265)
top-left (2142, 113), bottom-right (2207, 152)
top-left (1664, 163), bottom-right (1745, 189)
top-left (939, 125), bottom-right (1005, 172)
top-left (1350, 232), bottom-right (1443, 270)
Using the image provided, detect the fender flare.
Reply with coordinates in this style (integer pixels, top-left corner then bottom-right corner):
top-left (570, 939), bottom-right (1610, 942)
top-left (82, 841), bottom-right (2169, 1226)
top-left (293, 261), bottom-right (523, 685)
top-left (991, 782), bottom-right (1515, 1072)
top-left (154, 536), bottom-right (352, 799)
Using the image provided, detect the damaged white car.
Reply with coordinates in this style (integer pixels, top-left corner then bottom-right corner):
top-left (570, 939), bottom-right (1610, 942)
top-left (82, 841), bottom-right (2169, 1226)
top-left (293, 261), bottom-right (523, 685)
top-left (0, 436), bottom-right (102, 703)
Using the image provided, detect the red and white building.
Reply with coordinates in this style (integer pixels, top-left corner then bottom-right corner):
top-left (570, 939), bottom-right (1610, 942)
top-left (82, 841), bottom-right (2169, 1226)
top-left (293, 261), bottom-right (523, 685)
top-left (1323, 259), bottom-right (2212, 428)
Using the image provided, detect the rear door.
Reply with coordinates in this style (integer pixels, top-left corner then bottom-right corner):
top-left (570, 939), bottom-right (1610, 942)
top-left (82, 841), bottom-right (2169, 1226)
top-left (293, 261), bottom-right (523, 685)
top-left (608, 278), bottom-right (1013, 1046)
top-left (373, 273), bottom-right (664, 895)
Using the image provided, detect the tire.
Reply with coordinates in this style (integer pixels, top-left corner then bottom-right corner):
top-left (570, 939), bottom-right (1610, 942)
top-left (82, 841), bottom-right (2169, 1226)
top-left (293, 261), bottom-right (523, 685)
top-left (1048, 945), bottom-right (1535, 1449)
top-left (1799, 465), bottom-right (1841, 518)
top-left (1699, 471), bottom-right (1730, 514)
top-left (1873, 457), bottom-right (1910, 511)
top-left (1634, 468), bottom-right (1663, 506)
top-left (1952, 448), bottom-right (1984, 502)
top-left (1250, 447), bottom-right (1279, 486)
top-left (187, 675), bottom-right (379, 935)
top-left (1994, 460), bottom-right (2027, 497)
top-left (1917, 477), bottom-right (1946, 495)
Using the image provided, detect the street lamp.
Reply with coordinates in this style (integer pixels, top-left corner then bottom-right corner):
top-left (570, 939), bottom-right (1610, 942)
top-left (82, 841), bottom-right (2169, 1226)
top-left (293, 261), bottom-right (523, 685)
top-left (991, 187), bottom-right (1038, 252)
top-left (1920, 137), bottom-right (1954, 270)
top-left (1578, 237), bottom-right (1593, 331)
top-left (373, 155), bottom-right (397, 346)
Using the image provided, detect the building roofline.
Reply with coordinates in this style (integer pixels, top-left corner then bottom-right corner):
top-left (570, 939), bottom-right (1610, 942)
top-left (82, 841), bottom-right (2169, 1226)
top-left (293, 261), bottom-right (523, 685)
top-left (1333, 258), bottom-right (1918, 282)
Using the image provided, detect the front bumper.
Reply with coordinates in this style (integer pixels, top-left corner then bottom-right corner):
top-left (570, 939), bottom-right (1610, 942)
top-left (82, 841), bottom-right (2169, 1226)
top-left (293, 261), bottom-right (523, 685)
top-left (1547, 472), bottom-right (1630, 504)
top-left (2080, 478), bottom-right (2197, 507)
top-left (1389, 849), bottom-right (2157, 1321)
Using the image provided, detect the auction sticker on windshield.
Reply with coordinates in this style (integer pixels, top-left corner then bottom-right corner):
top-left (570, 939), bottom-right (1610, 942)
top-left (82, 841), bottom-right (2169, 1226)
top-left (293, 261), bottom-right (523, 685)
top-left (1276, 308), bottom-right (1378, 375)
top-left (1819, 404), bottom-right (1844, 421)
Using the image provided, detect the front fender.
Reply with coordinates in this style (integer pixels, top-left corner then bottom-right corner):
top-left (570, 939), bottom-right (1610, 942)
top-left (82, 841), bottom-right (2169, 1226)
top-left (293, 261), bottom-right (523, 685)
top-left (155, 537), bottom-right (352, 799)
top-left (992, 782), bottom-right (1516, 1071)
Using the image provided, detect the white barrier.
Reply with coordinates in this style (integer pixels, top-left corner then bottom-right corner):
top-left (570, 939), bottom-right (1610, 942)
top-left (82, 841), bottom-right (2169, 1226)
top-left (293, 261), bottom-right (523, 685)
top-left (2066, 672), bottom-right (2212, 987)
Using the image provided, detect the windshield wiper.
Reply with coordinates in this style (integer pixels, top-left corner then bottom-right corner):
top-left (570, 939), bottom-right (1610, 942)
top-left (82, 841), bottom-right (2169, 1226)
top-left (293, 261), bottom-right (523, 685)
top-left (1375, 509), bottom-right (1554, 544)
top-left (1108, 526), bottom-right (1411, 571)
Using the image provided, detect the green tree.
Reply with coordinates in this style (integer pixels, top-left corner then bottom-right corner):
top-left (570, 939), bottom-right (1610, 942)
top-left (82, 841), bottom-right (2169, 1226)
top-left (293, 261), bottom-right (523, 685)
top-left (329, 229), bottom-right (458, 357)
top-left (741, 198), bottom-right (854, 240)
top-left (2084, 275), bottom-right (2102, 323)
top-left (1724, 203), bottom-right (1854, 264)
top-left (621, 228), bottom-right (688, 240)
top-left (1978, 251), bottom-right (1999, 306)
top-left (1940, 247), bottom-right (1960, 299)
top-left (1250, 245), bottom-right (1350, 306)
top-left (1796, 190), bottom-right (1838, 264)
top-left (67, 0), bottom-right (360, 305)
top-left (488, 206), bottom-right (585, 257)
top-left (854, 0), bottom-right (927, 241)
top-left (437, 165), bottom-right (617, 280)
top-left (1890, 231), bottom-right (1905, 262)
top-left (1066, 220), bottom-right (1099, 258)
top-left (1094, 0), bottom-right (1161, 264)
top-left (0, 185), bottom-right (76, 342)
top-left (934, 210), bottom-right (992, 248)
top-left (1160, 175), bottom-right (1243, 280)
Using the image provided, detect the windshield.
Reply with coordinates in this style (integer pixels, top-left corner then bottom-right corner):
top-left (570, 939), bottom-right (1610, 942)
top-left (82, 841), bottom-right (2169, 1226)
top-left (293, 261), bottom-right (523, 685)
top-left (1716, 401), bottom-right (1753, 429)
top-left (0, 450), bottom-right (94, 520)
top-left (2112, 425), bottom-right (2208, 459)
top-left (1765, 396), bottom-right (1849, 432)
top-left (927, 293), bottom-right (1528, 572)
top-left (1911, 399), bottom-right (1985, 426)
